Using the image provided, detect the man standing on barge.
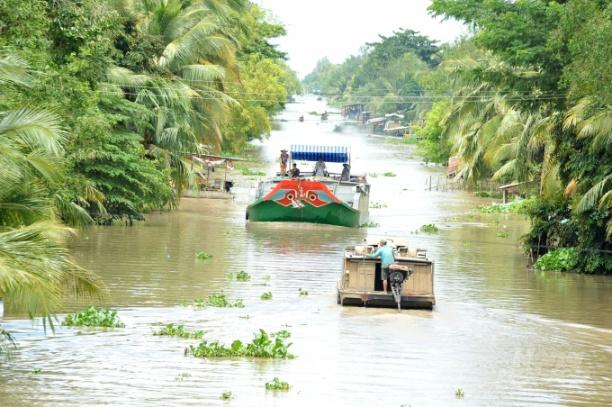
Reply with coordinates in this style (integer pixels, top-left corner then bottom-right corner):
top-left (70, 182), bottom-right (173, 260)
top-left (367, 240), bottom-right (395, 294)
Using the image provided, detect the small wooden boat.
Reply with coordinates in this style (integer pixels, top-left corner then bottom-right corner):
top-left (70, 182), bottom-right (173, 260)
top-left (246, 145), bottom-right (370, 228)
top-left (337, 238), bottom-right (435, 309)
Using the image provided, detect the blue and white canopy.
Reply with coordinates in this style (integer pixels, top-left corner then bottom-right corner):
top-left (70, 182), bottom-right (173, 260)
top-left (290, 145), bottom-right (350, 163)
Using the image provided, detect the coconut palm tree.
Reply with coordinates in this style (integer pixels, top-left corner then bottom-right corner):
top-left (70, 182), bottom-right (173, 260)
top-left (108, 0), bottom-right (243, 193)
top-left (0, 53), bottom-right (104, 356)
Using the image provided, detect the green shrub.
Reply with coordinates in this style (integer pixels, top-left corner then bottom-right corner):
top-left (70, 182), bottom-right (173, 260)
top-left (260, 291), bottom-right (272, 300)
top-left (62, 306), bottom-right (125, 328)
top-left (187, 329), bottom-right (294, 359)
top-left (154, 323), bottom-right (205, 339)
top-left (534, 248), bottom-right (579, 272)
top-left (265, 377), bottom-right (290, 391)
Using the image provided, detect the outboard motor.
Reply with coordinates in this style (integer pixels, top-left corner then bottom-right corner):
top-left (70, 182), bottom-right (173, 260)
top-left (388, 265), bottom-right (414, 310)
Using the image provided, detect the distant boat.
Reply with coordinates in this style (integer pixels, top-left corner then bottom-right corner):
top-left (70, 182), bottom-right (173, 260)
top-left (246, 145), bottom-right (370, 228)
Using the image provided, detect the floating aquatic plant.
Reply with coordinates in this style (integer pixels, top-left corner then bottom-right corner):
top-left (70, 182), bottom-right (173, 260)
top-left (383, 172), bottom-right (396, 177)
top-left (298, 288), bottom-right (308, 296)
top-left (187, 329), bottom-right (294, 359)
top-left (265, 377), bottom-right (290, 391)
top-left (154, 323), bottom-right (205, 339)
top-left (220, 391), bottom-right (232, 400)
top-left (477, 197), bottom-right (535, 214)
top-left (62, 306), bottom-right (125, 328)
top-left (496, 231), bottom-right (510, 238)
top-left (455, 388), bottom-right (465, 399)
top-left (195, 251), bottom-right (212, 260)
top-left (360, 222), bottom-right (379, 228)
top-left (239, 168), bottom-right (266, 176)
top-left (228, 270), bottom-right (251, 282)
top-left (534, 248), bottom-right (578, 272)
top-left (419, 224), bottom-right (439, 233)
top-left (260, 292), bottom-right (272, 300)
top-left (193, 292), bottom-right (244, 308)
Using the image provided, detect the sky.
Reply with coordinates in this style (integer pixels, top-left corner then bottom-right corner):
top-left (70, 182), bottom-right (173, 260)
top-left (254, 0), bottom-right (468, 78)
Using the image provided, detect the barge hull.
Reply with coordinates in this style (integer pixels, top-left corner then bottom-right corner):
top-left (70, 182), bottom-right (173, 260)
top-left (247, 200), bottom-right (360, 228)
top-left (338, 290), bottom-right (435, 310)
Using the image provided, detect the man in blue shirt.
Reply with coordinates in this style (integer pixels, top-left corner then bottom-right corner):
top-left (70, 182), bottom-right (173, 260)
top-left (367, 240), bottom-right (395, 293)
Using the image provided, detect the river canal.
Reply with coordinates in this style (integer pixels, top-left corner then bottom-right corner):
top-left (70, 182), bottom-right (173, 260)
top-left (1, 96), bottom-right (611, 406)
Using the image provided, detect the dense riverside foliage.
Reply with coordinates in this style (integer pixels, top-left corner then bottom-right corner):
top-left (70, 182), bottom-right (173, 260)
top-left (0, 0), bottom-right (298, 350)
top-left (305, 0), bottom-right (611, 273)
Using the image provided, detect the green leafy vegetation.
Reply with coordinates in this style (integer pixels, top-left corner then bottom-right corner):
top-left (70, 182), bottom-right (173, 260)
top-left (305, 0), bottom-right (611, 273)
top-left (298, 288), bottom-right (309, 296)
top-left (475, 191), bottom-right (502, 199)
top-left (62, 306), bottom-right (125, 328)
top-left (193, 293), bottom-right (244, 309)
top-left (455, 388), bottom-right (465, 399)
top-left (153, 323), bottom-right (205, 339)
top-left (187, 329), bottom-right (294, 359)
top-left (477, 199), bottom-right (534, 215)
top-left (228, 270), bottom-right (251, 282)
top-left (260, 292), bottom-right (273, 300)
top-left (360, 222), bottom-right (380, 228)
top-left (496, 231), bottom-right (510, 239)
top-left (420, 224), bottom-right (439, 233)
top-left (0, 0), bottom-right (300, 348)
top-left (195, 251), bottom-right (213, 261)
top-left (534, 248), bottom-right (579, 272)
top-left (220, 391), bottom-right (232, 400)
top-left (382, 172), bottom-right (397, 177)
top-left (265, 377), bottom-right (290, 391)
top-left (239, 168), bottom-right (267, 177)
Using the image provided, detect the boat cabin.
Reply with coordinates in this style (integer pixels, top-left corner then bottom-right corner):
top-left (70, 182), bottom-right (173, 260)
top-left (337, 238), bottom-right (435, 309)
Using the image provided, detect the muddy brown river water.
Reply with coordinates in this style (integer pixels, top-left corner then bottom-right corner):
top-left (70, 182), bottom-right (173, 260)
top-left (1, 96), bottom-right (611, 406)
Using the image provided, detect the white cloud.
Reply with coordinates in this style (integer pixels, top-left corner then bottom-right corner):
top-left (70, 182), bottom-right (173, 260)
top-left (254, 0), bottom-right (467, 77)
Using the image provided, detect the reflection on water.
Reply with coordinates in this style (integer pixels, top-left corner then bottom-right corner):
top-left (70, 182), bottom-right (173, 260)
top-left (1, 96), bottom-right (611, 406)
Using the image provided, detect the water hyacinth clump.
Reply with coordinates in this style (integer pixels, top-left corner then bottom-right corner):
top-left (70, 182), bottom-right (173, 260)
top-left (228, 270), bottom-right (251, 282)
top-left (383, 172), bottom-right (396, 177)
top-left (62, 306), bottom-right (125, 328)
top-left (265, 377), bottom-right (290, 391)
top-left (534, 248), bottom-right (579, 272)
top-left (239, 168), bottom-right (266, 177)
top-left (195, 251), bottom-right (212, 260)
top-left (153, 323), bottom-right (205, 339)
top-left (260, 291), bottom-right (272, 300)
top-left (220, 391), bottom-right (232, 400)
top-left (193, 292), bottom-right (244, 308)
top-left (298, 288), bottom-right (308, 296)
top-left (419, 224), bottom-right (439, 233)
top-left (360, 222), bottom-right (379, 228)
top-left (187, 329), bottom-right (294, 359)
top-left (477, 197), bottom-right (535, 215)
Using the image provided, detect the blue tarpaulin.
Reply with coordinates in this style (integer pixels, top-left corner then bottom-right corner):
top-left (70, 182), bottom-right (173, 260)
top-left (290, 145), bottom-right (349, 163)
